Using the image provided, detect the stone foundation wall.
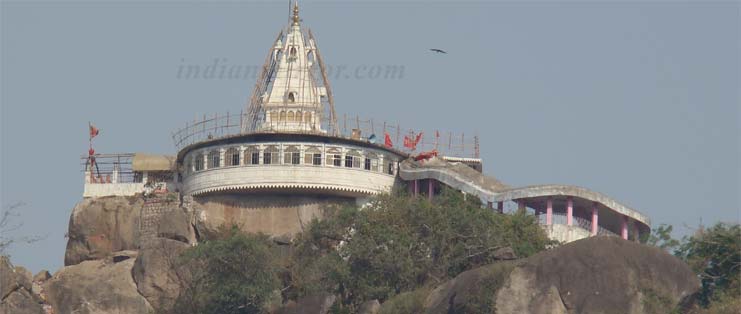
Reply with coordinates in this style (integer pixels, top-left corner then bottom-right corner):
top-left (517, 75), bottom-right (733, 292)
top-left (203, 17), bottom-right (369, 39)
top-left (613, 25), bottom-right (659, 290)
top-left (192, 193), bottom-right (354, 239)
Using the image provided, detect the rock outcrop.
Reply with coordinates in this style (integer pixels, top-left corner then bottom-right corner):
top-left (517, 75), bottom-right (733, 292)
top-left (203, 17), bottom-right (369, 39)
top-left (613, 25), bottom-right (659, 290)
top-left (495, 237), bottom-right (700, 314)
top-left (1, 256), bottom-right (44, 314)
top-left (64, 196), bottom-right (145, 266)
top-left (421, 236), bottom-right (700, 314)
top-left (132, 238), bottom-right (190, 312)
top-left (44, 251), bottom-right (153, 314)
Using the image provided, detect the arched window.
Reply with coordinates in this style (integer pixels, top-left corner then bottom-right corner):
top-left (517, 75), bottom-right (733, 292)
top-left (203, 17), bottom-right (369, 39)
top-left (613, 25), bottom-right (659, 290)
top-left (326, 148), bottom-right (341, 167)
top-left (283, 146), bottom-right (300, 165)
top-left (287, 111), bottom-right (295, 122)
top-left (288, 92), bottom-right (296, 103)
top-left (295, 111), bottom-right (302, 123)
top-left (304, 146), bottom-right (321, 165)
top-left (245, 146), bottom-right (260, 165)
top-left (279, 111), bottom-right (287, 122)
top-left (304, 112), bottom-right (312, 123)
top-left (263, 146), bottom-right (280, 165)
top-left (307, 50), bottom-right (315, 63)
top-left (290, 46), bottom-right (297, 57)
top-left (345, 150), bottom-right (362, 168)
top-left (194, 153), bottom-right (204, 171)
top-left (225, 147), bottom-right (240, 166)
top-left (208, 150), bottom-right (220, 168)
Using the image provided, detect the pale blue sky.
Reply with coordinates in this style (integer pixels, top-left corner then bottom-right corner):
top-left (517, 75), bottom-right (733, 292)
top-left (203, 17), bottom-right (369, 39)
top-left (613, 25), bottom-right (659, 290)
top-left (1, 1), bottom-right (739, 272)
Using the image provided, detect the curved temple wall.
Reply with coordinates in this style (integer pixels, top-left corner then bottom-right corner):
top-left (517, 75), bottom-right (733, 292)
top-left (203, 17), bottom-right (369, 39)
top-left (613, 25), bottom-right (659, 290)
top-left (180, 140), bottom-right (402, 197)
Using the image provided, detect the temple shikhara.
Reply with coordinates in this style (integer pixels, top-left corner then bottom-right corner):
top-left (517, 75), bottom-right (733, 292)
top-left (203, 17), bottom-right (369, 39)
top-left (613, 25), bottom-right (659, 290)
top-left (81, 3), bottom-right (650, 244)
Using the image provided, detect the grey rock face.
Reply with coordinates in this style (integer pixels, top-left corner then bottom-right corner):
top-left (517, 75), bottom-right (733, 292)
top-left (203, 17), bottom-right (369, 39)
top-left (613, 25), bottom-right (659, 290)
top-left (44, 251), bottom-right (153, 314)
top-left (495, 237), bottom-right (700, 314)
top-left (64, 196), bottom-right (144, 266)
top-left (132, 238), bottom-right (190, 313)
top-left (1, 256), bottom-right (44, 314)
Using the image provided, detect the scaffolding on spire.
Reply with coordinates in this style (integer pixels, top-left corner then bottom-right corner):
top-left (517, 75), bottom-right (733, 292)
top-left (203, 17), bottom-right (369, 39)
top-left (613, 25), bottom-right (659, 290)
top-left (242, 1), bottom-right (339, 135)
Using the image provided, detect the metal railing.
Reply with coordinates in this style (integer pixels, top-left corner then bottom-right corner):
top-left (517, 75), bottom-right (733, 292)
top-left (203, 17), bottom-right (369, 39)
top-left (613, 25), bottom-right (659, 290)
top-left (171, 112), bottom-right (480, 159)
top-left (80, 153), bottom-right (143, 184)
top-left (535, 212), bottom-right (619, 237)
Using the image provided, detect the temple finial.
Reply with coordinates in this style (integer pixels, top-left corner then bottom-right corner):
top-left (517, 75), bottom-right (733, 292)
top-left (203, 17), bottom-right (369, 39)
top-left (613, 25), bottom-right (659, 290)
top-left (292, 1), bottom-right (300, 26)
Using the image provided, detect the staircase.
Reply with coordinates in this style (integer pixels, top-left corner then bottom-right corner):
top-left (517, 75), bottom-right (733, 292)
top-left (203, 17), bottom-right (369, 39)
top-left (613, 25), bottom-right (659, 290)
top-left (139, 193), bottom-right (178, 247)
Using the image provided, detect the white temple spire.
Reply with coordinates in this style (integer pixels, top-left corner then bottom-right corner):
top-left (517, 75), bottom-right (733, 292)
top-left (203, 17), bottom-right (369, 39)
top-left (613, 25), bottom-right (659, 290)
top-left (243, 2), bottom-right (337, 134)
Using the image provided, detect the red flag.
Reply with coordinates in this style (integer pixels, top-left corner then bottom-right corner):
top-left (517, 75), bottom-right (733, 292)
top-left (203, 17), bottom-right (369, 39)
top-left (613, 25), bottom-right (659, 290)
top-left (415, 132), bottom-right (423, 146)
top-left (384, 132), bottom-right (393, 148)
top-left (403, 135), bottom-right (413, 149)
top-left (89, 124), bottom-right (100, 139)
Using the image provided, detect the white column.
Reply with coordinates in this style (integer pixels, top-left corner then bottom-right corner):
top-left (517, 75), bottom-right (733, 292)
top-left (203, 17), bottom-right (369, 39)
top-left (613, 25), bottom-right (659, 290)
top-left (239, 146), bottom-right (246, 165)
top-left (219, 148), bottom-right (226, 167)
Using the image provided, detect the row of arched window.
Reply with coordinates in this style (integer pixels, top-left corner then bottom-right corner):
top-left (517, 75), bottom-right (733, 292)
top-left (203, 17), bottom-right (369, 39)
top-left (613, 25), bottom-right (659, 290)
top-left (268, 110), bottom-right (313, 123)
top-left (188, 145), bottom-right (396, 175)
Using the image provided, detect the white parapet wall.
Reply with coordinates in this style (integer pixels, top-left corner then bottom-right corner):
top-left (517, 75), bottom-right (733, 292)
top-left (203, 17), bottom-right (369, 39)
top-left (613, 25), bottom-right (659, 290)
top-left (543, 224), bottom-right (593, 243)
top-left (184, 164), bottom-right (397, 196)
top-left (83, 183), bottom-right (145, 198)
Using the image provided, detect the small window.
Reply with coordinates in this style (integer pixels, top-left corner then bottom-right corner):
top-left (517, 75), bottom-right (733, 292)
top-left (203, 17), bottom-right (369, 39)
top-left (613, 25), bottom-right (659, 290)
top-left (194, 155), bottom-right (204, 171)
top-left (287, 111), bottom-right (295, 121)
top-left (251, 152), bottom-right (260, 165)
top-left (291, 152), bottom-right (301, 165)
top-left (387, 162), bottom-right (395, 175)
top-left (290, 46), bottom-right (297, 57)
top-left (364, 158), bottom-right (372, 171)
top-left (245, 147), bottom-right (259, 165)
top-left (225, 147), bottom-right (240, 166)
top-left (326, 149), bottom-right (341, 166)
top-left (345, 155), bottom-right (353, 168)
top-left (264, 146), bottom-right (280, 165)
top-left (284, 146), bottom-right (300, 164)
top-left (288, 92), bottom-right (296, 103)
top-left (209, 151), bottom-right (220, 168)
top-left (304, 147), bottom-right (321, 165)
top-left (280, 111), bottom-right (286, 122)
top-left (313, 153), bottom-right (322, 166)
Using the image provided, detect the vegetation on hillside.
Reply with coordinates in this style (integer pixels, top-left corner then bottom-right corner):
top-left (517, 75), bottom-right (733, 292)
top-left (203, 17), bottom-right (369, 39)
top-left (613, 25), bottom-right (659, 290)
top-left (169, 188), bottom-right (551, 313)
top-left (645, 222), bottom-right (740, 314)
top-left (288, 187), bottom-right (551, 310)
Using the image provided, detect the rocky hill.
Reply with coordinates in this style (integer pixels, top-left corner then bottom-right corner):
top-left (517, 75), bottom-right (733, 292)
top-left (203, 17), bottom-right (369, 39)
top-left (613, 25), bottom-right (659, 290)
top-left (1, 195), bottom-right (701, 314)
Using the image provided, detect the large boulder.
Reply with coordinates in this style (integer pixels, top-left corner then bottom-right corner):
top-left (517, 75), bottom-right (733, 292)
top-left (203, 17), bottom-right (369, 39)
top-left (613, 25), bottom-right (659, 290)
top-left (193, 194), bottom-right (353, 240)
top-left (494, 236), bottom-right (700, 314)
top-left (275, 293), bottom-right (337, 314)
top-left (0, 256), bottom-right (44, 314)
top-left (419, 237), bottom-right (700, 314)
top-left (423, 262), bottom-right (515, 314)
top-left (64, 196), bottom-right (144, 266)
top-left (132, 238), bottom-right (190, 312)
top-left (156, 207), bottom-right (196, 244)
top-left (44, 251), bottom-right (154, 314)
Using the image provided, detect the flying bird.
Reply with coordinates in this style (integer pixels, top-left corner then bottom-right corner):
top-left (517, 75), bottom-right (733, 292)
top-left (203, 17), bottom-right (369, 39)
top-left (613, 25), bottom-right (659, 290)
top-left (429, 48), bottom-right (447, 54)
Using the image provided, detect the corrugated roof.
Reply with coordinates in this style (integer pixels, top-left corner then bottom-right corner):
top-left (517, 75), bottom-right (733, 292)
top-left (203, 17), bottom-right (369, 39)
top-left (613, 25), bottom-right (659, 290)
top-left (132, 153), bottom-right (175, 172)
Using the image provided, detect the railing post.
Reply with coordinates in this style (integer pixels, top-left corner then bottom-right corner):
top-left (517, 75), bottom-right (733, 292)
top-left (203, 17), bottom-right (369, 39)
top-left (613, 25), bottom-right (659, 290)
top-left (567, 197), bottom-right (573, 226)
top-left (591, 202), bottom-right (599, 236)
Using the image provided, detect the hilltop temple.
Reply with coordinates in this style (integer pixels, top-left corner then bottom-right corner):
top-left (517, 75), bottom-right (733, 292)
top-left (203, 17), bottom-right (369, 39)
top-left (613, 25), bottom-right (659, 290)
top-left (81, 3), bottom-right (650, 243)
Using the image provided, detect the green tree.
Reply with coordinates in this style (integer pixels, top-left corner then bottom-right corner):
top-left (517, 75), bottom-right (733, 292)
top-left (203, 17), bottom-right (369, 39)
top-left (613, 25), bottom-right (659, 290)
top-left (675, 223), bottom-right (740, 309)
top-left (173, 226), bottom-right (281, 314)
top-left (290, 187), bottom-right (552, 309)
top-left (642, 224), bottom-right (681, 252)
